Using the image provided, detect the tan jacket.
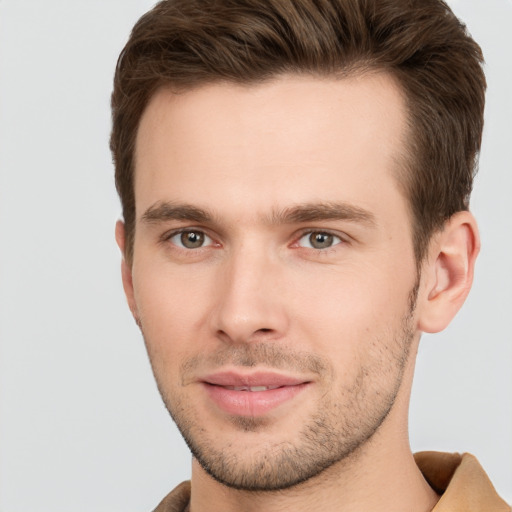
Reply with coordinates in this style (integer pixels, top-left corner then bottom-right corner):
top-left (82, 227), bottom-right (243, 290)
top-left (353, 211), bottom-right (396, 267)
top-left (153, 452), bottom-right (510, 512)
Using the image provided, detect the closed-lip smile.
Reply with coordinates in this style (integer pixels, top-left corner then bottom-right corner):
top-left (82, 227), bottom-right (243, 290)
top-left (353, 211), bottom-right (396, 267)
top-left (200, 370), bottom-right (312, 417)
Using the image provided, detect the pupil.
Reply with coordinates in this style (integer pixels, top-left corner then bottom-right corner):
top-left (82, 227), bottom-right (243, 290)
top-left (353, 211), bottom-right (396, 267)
top-left (310, 232), bottom-right (332, 249)
top-left (181, 231), bottom-right (204, 248)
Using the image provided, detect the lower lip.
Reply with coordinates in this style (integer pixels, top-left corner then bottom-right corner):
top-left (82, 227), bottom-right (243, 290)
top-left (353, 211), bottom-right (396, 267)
top-left (202, 383), bottom-right (310, 417)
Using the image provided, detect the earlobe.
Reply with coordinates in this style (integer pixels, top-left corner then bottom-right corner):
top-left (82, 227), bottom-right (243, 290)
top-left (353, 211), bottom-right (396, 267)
top-left (418, 211), bottom-right (480, 333)
top-left (115, 220), bottom-right (140, 327)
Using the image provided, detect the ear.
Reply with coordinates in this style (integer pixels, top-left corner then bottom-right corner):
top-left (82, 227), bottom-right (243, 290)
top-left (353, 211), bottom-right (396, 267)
top-left (115, 220), bottom-right (140, 326)
top-left (417, 211), bottom-right (480, 333)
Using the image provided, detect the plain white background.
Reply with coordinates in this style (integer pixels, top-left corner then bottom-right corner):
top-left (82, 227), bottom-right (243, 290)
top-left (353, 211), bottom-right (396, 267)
top-left (0, 1), bottom-right (510, 510)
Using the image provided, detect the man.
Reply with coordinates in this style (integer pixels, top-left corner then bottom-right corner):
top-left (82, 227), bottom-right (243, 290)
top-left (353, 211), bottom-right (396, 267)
top-left (110, 0), bottom-right (510, 510)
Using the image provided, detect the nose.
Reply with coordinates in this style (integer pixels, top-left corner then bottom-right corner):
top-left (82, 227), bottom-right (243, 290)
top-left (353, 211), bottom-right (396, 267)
top-left (210, 244), bottom-right (289, 344)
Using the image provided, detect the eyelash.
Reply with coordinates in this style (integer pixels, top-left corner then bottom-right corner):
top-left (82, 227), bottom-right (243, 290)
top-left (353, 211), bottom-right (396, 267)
top-left (161, 228), bottom-right (347, 252)
top-left (294, 230), bottom-right (345, 250)
top-left (162, 229), bottom-right (217, 250)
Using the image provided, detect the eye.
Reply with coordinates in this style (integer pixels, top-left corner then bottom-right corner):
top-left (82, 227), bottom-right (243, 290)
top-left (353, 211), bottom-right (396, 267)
top-left (169, 230), bottom-right (213, 249)
top-left (297, 231), bottom-right (343, 250)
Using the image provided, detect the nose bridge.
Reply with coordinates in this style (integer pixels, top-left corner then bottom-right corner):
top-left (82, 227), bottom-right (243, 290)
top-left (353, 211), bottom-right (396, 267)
top-left (211, 239), bottom-right (287, 343)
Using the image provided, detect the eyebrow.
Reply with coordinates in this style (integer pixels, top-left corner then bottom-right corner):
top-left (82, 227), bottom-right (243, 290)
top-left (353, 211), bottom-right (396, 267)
top-left (141, 201), bottom-right (375, 227)
top-left (271, 202), bottom-right (376, 226)
top-left (141, 202), bottom-right (213, 224)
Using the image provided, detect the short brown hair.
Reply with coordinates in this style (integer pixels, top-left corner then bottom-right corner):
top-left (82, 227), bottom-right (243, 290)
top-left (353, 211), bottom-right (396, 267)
top-left (110, 0), bottom-right (485, 264)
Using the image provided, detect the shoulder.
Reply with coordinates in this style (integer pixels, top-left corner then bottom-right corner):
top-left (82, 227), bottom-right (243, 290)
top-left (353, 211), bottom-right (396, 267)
top-left (415, 451), bottom-right (510, 511)
top-left (152, 481), bottom-right (191, 512)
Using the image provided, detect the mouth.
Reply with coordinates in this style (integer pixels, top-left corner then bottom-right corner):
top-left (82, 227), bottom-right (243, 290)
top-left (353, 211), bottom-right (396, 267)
top-left (200, 371), bottom-right (311, 417)
top-left (219, 385), bottom-right (282, 391)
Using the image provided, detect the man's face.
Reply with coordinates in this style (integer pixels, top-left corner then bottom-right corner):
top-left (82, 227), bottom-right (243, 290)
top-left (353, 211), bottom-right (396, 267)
top-left (125, 73), bottom-right (421, 490)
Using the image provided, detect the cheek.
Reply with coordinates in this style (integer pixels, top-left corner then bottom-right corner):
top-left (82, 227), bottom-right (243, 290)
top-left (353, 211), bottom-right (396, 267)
top-left (132, 261), bottom-right (217, 361)
top-left (289, 259), bottom-right (415, 360)
top-left (131, 240), bottom-right (416, 372)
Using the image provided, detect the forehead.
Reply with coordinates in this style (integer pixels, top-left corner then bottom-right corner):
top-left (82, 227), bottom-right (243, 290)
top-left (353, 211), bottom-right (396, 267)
top-left (134, 73), bottom-right (409, 223)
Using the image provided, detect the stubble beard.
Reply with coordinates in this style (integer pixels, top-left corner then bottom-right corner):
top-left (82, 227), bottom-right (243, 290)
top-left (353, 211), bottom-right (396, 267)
top-left (144, 284), bottom-right (418, 492)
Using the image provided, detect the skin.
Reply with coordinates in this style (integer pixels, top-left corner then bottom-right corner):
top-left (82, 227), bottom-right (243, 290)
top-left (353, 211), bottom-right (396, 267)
top-left (117, 72), bottom-right (479, 512)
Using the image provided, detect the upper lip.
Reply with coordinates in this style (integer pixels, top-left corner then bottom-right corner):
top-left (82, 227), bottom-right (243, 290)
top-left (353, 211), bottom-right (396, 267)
top-left (201, 371), bottom-right (309, 388)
